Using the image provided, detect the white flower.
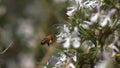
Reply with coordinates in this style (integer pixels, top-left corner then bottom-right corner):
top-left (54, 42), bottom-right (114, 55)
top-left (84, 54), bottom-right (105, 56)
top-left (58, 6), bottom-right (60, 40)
top-left (57, 24), bottom-right (71, 48)
top-left (80, 21), bottom-right (93, 29)
top-left (63, 37), bottom-right (71, 48)
top-left (66, 0), bottom-right (83, 16)
top-left (57, 24), bottom-right (70, 43)
top-left (63, 24), bottom-right (70, 33)
top-left (55, 54), bottom-right (66, 66)
top-left (108, 9), bottom-right (116, 17)
top-left (66, 0), bottom-right (100, 16)
top-left (72, 55), bottom-right (77, 62)
top-left (72, 37), bottom-right (80, 48)
top-left (100, 16), bottom-right (111, 27)
top-left (72, 27), bottom-right (81, 48)
top-left (66, 6), bottom-right (77, 16)
top-left (59, 53), bottom-right (67, 62)
top-left (90, 13), bottom-right (99, 22)
top-left (83, 0), bottom-right (100, 10)
top-left (64, 58), bottom-right (76, 68)
top-left (100, 9), bottom-right (116, 27)
top-left (57, 25), bottom-right (81, 48)
top-left (109, 43), bottom-right (119, 52)
top-left (51, 50), bottom-right (77, 68)
top-left (81, 23), bottom-right (90, 29)
top-left (57, 34), bottom-right (64, 42)
top-left (75, 0), bottom-right (83, 7)
top-left (84, 20), bottom-right (94, 25)
top-left (72, 26), bottom-right (80, 36)
top-left (52, 53), bottom-right (67, 68)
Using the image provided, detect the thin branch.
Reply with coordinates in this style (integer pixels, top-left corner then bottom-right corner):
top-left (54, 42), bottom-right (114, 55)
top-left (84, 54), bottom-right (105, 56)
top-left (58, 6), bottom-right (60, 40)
top-left (0, 40), bottom-right (14, 54)
top-left (37, 42), bottom-right (58, 68)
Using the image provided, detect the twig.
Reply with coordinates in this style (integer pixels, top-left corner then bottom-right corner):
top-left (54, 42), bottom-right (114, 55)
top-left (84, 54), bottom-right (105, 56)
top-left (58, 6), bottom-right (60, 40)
top-left (0, 40), bottom-right (14, 54)
top-left (36, 42), bottom-right (58, 68)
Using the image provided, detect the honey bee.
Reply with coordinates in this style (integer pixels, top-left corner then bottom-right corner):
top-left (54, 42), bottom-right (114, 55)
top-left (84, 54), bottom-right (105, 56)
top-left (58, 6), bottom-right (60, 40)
top-left (41, 35), bottom-right (56, 46)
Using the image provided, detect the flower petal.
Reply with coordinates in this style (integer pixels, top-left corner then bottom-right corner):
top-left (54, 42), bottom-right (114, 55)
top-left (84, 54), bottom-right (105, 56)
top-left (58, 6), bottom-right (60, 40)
top-left (90, 13), bottom-right (99, 22)
top-left (63, 37), bottom-right (71, 48)
top-left (72, 38), bottom-right (80, 48)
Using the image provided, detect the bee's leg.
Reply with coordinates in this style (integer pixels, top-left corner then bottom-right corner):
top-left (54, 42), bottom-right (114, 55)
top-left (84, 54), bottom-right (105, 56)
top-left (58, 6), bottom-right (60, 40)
top-left (47, 43), bottom-right (50, 46)
top-left (47, 40), bottom-right (52, 46)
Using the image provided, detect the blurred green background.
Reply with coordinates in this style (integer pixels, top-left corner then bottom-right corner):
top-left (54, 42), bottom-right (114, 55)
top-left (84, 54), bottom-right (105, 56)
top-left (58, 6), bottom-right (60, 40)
top-left (0, 0), bottom-right (67, 68)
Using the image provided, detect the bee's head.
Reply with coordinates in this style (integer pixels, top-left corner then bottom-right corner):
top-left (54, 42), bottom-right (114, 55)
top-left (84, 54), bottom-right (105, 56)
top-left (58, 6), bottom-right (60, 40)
top-left (41, 39), bottom-right (46, 45)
